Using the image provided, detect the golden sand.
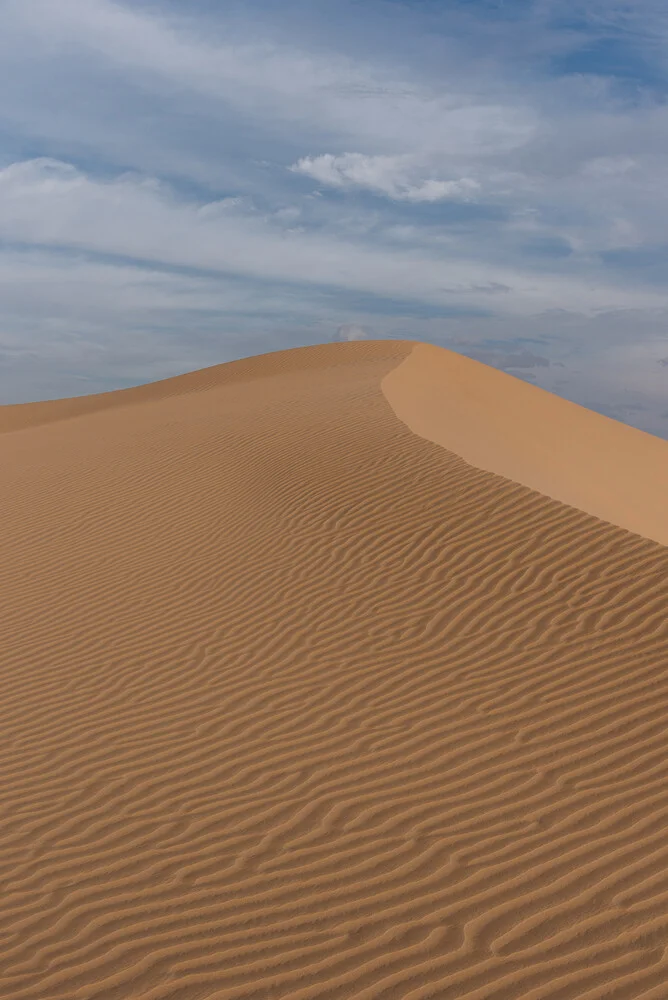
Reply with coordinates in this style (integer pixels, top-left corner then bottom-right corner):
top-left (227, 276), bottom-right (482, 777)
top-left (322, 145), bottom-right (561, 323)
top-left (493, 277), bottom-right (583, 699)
top-left (1, 340), bottom-right (667, 999)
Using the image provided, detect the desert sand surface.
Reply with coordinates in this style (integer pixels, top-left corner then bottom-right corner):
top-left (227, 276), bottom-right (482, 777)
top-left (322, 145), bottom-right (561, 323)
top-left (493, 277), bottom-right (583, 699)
top-left (1, 338), bottom-right (668, 1000)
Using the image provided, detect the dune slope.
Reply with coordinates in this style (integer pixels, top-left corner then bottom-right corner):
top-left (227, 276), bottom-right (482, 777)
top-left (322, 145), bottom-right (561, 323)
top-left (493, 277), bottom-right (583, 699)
top-left (383, 342), bottom-right (668, 546)
top-left (1, 339), bottom-right (668, 1000)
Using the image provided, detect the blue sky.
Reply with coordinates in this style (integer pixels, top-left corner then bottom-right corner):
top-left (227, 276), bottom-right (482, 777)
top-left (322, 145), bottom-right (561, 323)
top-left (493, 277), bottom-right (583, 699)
top-left (1, 0), bottom-right (668, 435)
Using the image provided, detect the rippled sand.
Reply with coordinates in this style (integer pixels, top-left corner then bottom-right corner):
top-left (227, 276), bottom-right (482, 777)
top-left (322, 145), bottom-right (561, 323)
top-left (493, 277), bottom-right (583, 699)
top-left (1, 340), bottom-right (668, 1000)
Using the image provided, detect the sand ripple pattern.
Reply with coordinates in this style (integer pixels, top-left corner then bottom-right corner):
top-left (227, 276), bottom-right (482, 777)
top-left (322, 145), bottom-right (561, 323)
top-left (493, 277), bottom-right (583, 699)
top-left (1, 340), bottom-right (668, 999)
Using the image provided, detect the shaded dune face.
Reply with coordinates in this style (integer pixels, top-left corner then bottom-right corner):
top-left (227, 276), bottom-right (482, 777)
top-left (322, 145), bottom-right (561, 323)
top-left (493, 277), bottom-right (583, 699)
top-left (0, 340), bottom-right (667, 1000)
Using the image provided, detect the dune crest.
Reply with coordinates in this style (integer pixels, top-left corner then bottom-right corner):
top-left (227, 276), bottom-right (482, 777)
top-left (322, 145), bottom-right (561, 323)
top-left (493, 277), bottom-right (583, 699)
top-left (2, 340), bottom-right (668, 999)
top-left (382, 341), bottom-right (668, 546)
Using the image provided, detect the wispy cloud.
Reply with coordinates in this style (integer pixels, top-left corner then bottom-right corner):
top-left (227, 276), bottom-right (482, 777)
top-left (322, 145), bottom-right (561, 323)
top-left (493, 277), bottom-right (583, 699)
top-left (290, 153), bottom-right (479, 202)
top-left (335, 323), bottom-right (370, 342)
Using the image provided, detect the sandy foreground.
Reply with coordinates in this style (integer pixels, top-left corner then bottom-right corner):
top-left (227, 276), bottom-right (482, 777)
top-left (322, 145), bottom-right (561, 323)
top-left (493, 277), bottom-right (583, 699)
top-left (1, 339), bottom-right (668, 1000)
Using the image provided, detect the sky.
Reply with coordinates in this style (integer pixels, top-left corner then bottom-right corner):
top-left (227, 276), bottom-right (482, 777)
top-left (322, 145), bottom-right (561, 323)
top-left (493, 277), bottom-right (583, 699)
top-left (1, 0), bottom-right (668, 436)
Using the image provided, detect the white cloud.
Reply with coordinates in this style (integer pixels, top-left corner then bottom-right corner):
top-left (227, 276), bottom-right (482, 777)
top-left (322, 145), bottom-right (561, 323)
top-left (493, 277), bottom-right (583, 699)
top-left (291, 153), bottom-right (479, 202)
top-left (2, 158), bottom-right (667, 319)
top-left (335, 323), bottom-right (370, 341)
top-left (0, 0), bottom-right (537, 171)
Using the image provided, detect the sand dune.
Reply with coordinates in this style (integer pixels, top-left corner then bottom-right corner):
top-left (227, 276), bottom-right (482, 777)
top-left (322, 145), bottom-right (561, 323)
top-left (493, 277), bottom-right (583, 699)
top-left (1, 339), bottom-right (668, 999)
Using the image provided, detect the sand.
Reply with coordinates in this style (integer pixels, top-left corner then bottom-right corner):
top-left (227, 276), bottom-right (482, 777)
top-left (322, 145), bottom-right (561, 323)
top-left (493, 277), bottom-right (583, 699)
top-left (383, 343), bottom-right (668, 547)
top-left (1, 339), bottom-right (668, 1000)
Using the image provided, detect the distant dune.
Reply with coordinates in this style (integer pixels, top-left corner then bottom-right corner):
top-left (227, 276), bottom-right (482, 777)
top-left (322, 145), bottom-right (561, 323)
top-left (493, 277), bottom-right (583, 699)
top-left (1, 340), bottom-right (668, 1000)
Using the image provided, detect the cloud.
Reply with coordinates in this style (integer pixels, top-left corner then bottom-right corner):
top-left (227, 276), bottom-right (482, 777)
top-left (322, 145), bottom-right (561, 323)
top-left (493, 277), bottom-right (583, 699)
top-left (460, 348), bottom-right (551, 370)
top-left (0, 0), bottom-right (535, 172)
top-left (3, 158), bottom-right (667, 320)
top-left (291, 153), bottom-right (480, 202)
top-left (335, 323), bottom-right (370, 341)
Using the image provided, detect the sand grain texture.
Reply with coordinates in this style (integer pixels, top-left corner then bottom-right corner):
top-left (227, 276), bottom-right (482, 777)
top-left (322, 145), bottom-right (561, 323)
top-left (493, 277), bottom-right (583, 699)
top-left (1, 339), bottom-right (668, 1000)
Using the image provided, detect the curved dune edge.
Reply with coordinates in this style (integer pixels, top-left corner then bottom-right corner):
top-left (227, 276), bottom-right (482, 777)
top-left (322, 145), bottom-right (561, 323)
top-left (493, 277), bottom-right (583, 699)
top-left (2, 340), bottom-right (668, 999)
top-left (0, 341), bottom-right (405, 433)
top-left (382, 341), bottom-right (668, 547)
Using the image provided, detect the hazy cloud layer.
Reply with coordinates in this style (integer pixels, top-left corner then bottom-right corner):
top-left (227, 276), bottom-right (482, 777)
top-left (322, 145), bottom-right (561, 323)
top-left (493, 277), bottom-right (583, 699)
top-left (458, 348), bottom-right (551, 371)
top-left (1, 0), bottom-right (667, 434)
